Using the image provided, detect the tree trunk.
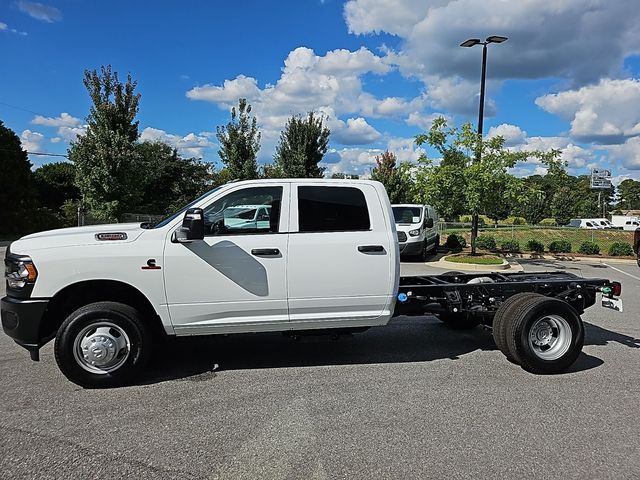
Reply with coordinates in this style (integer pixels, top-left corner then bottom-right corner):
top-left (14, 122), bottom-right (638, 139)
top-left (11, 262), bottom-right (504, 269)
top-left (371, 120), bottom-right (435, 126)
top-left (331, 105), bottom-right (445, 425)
top-left (470, 213), bottom-right (479, 255)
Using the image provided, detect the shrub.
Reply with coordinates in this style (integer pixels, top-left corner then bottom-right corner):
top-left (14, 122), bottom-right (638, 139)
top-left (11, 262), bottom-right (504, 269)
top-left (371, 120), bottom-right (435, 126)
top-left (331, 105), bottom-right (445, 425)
top-left (500, 216), bottom-right (527, 225)
top-left (475, 235), bottom-right (497, 251)
top-left (459, 215), bottom-right (486, 225)
top-left (539, 218), bottom-right (557, 226)
top-left (608, 242), bottom-right (634, 256)
top-left (501, 240), bottom-right (521, 252)
top-left (445, 234), bottom-right (466, 250)
top-left (548, 240), bottom-right (572, 253)
top-left (578, 241), bottom-right (600, 255)
top-left (526, 239), bottom-right (545, 253)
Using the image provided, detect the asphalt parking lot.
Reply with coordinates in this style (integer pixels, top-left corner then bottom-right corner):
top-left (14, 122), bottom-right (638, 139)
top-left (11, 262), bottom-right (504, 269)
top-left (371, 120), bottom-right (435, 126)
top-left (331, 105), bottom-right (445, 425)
top-left (1, 247), bottom-right (639, 479)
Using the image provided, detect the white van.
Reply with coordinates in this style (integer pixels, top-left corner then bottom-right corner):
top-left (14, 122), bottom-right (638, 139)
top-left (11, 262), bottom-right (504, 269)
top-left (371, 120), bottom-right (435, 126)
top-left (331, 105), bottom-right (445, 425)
top-left (590, 218), bottom-right (613, 229)
top-left (392, 204), bottom-right (440, 260)
top-left (568, 219), bottom-right (601, 229)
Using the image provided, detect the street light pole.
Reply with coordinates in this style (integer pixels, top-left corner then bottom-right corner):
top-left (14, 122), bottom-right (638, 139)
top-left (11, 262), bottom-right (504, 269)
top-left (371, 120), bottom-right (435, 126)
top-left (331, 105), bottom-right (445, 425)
top-left (460, 35), bottom-right (508, 253)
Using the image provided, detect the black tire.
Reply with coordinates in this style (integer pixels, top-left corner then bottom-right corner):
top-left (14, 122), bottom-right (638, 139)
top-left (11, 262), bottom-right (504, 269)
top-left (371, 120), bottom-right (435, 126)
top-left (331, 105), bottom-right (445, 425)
top-left (505, 296), bottom-right (584, 374)
top-left (54, 301), bottom-right (151, 388)
top-left (438, 312), bottom-right (480, 330)
top-left (418, 241), bottom-right (427, 261)
top-left (428, 235), bottom-right (439, 255)
top-left (492, 292), bottom-right (542, 363)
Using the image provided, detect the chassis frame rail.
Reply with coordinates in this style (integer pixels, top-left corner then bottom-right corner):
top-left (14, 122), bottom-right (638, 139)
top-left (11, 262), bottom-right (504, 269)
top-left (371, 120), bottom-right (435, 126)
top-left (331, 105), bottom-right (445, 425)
top-left (394, 271), bottom-right (616, 323)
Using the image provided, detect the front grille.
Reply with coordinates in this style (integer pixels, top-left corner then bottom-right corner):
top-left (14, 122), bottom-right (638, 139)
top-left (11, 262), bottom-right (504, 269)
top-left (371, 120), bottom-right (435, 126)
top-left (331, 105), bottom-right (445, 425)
top-left (397, 231), bottom-right (407, 242)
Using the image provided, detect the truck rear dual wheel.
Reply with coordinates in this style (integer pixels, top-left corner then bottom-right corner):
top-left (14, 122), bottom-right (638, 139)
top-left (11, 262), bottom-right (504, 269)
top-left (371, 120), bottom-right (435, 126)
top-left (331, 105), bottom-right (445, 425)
top-left (498, 294), bottom-right (584, 374)
top-left (54, 302), bottom-right (151, 388)
top-left (492, 292), bottom-right (540, 363)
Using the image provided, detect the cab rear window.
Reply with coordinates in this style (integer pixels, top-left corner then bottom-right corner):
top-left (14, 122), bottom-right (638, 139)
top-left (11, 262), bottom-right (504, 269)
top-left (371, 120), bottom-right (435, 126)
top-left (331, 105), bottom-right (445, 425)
top-left (298, 186), bottom-right (370, 232)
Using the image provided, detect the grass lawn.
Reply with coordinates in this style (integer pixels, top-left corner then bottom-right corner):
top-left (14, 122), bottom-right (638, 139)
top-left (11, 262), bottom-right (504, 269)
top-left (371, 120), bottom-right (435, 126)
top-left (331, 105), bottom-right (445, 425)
top-left (444, 254), bottom-right (504, 265)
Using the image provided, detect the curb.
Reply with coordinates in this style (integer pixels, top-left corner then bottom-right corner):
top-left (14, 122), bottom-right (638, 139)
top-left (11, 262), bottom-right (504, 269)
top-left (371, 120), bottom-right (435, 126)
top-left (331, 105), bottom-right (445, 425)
top-left (430, 257), bottom-right (524, 273)
top-left (505, 253), bottom-right (638, 265)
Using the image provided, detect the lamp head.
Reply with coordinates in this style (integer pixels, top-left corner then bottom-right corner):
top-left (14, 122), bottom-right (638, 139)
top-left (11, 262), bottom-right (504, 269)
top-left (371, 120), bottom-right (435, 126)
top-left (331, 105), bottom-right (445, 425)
top-left (460, 38), bottom-right (481, 47)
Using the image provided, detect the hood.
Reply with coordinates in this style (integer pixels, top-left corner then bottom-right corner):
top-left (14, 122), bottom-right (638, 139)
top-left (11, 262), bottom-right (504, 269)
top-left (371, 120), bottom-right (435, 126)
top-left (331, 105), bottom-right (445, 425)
top-left (395, 223), bottom-right (420, 234)
top-left (10, 223), bottom-right (146, 253)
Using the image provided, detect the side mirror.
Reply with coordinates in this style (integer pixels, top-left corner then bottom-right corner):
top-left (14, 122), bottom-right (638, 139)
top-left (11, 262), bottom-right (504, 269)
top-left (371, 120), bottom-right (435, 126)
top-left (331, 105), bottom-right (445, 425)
top-left (425, 218), bottom-right (434, 228)
top-left (173, 207), bottom-right (204, 243)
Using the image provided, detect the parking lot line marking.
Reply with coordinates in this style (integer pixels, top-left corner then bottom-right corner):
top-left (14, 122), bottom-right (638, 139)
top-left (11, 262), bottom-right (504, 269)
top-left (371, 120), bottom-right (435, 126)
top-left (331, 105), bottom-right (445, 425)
top-left (604, 263), bottom-right (640, 281)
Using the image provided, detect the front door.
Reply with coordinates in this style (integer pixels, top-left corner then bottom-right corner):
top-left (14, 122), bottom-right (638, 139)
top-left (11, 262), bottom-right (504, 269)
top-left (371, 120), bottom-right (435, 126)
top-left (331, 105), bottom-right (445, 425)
top-left (163, 184), bottom-right (290, 334)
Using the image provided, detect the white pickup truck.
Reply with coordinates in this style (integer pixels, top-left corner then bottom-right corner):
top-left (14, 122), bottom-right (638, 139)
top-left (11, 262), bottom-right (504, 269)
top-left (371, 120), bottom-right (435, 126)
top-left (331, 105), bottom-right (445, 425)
top-left (2, 179), bottom-right (622, 387)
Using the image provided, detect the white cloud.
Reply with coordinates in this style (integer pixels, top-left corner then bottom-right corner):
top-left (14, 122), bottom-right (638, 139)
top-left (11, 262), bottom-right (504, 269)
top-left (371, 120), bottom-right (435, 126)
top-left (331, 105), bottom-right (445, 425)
top-left (487, 123), bottom-right (595, 172)
top-left (17, 1), bottom-right (62, 23)
top-left (406, 111), bottom-right (449, 131)
top-left (50, 137), bottom-right (61, 143)
top-left (140, 127), bottom-right (216, 159)
top-left (20, 129), bottom-right (44, 152)
top-left (344, 0), bottom-right (640, 117)
top-left (606, 137), bottom-right (640, 170)
top-left (32, 112), bottom-right (81, 128)
top-left (57, 126), bottom-right (86, 142)
top-left (345, 0), bottom-right (640, 85)
top-left (30, 113), bottom-right (86, 142)
top-left (186, 75), bottom-right (260, 104)
top-left (487, 124), bottom-right (527, 147)
top-left (321, 136), bottom-right (426, 176)
top-left (330, 117), bottom-right (381, 145)
top-left (536, 79), bottom-right (640, 144)
top-left (0, 21), bottom-right (28, 36)
top-left (186, 46), bottom-right (428, 159)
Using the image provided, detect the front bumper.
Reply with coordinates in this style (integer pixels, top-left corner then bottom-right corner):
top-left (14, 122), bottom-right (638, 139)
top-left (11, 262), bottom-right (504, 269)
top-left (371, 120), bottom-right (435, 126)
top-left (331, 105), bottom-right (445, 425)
top-left (399, 241), bottom-right (423, 256)
top-left (1, 296), bottom-right (50, 360)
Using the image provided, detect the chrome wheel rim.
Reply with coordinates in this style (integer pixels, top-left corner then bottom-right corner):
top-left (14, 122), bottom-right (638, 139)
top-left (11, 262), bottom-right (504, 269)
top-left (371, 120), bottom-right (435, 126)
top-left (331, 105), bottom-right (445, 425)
top-left (528, 314), bottom-right (572, 361)
top-left (72, 322), bottom-right (131, 374)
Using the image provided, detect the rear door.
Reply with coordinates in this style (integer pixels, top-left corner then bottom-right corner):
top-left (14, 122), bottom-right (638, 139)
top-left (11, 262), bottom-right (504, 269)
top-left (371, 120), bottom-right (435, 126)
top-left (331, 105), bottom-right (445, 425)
top-left (286, 182), bottom-right (394, 325)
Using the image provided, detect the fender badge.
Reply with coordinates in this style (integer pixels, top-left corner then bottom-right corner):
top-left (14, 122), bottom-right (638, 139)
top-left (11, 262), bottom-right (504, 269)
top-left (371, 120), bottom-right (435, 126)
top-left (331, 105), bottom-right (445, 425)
top-left (95, 232), bottom-right (128, 241)
top-left (141, 258), bottom-right (161, 270)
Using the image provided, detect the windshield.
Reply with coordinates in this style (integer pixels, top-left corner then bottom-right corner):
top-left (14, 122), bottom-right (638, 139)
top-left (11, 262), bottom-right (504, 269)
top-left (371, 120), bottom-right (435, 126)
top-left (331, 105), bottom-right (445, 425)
top-left (393, 206), bottom-right (423, 224)
top-left (152, 186), bottom-right (222, 229)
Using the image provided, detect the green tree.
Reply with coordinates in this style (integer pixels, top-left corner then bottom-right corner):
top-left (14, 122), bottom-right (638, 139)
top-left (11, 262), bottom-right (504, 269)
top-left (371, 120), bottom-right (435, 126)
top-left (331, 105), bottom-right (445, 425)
top-left (136, 141), bottom-right (215, 214)
top-left (216, 98), bottom-right (260, 180)
top-left (0, 121), bottom-right (33, 234)
top-left (616, 179), bottom-right (640, 210)
top-left (551, 186), bottom-right (576, 225)
top-left (68, 65), bottom-right (142, 221)
top-left (273, 112), bottom-right (330, 178)
top-left (415, 117), bottom-right (557, 254)
top-left (330, 172), bottom-right (360, 179)
top-left (370, 151), bottom-right (413, 203)
top-left (33, 162), bottom-right (79, 212)
top-left (515, 183), bottom-right (547, 224)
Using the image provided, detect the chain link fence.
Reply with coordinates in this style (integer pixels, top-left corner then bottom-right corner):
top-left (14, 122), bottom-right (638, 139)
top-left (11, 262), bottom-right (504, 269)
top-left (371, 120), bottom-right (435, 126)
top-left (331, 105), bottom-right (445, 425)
top-left (440, 222), bottom-right (636, 255)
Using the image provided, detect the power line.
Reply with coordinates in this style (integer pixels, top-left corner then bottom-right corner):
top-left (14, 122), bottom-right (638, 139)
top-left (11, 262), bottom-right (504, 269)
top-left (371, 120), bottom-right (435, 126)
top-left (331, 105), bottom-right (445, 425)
top-left (28, 151), bottom-right (68, 158)
top-left (0, 146), bottom-right (68, 158)
top-left (0, 101), bottom-right (47, 117)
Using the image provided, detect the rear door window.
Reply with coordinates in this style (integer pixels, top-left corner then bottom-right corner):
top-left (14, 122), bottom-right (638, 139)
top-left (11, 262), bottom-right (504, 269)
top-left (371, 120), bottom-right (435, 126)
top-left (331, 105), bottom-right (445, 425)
top-left (298, 186), bottom-right (370, 232)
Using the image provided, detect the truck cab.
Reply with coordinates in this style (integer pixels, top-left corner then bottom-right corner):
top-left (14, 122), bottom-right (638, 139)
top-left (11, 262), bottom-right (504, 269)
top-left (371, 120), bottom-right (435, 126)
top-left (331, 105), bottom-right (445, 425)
top-left (391, 204), bottom-right (440, 260)
top-left (2, 179), bottom-right (399, 387)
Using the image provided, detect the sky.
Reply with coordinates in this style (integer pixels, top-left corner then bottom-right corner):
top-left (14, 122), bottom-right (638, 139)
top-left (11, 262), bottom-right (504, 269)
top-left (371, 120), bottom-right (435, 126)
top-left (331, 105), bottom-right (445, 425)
top-left (2, 0), bottom-right (640, 183)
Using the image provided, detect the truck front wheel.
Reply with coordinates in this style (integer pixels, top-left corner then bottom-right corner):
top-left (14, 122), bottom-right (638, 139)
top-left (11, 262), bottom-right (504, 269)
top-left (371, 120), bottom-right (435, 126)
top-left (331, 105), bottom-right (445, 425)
top-left (505, 296), bottom-right (584, 374)
top-left (54, 301), bottom-right (151, 388)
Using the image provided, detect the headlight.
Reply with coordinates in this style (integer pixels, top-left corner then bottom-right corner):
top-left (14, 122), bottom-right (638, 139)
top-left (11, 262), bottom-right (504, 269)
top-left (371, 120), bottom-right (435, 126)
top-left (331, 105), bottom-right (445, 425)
top-left (408, 229), bottom-right (420, 237)
top-left (5, 257), bottom-right (38, 289)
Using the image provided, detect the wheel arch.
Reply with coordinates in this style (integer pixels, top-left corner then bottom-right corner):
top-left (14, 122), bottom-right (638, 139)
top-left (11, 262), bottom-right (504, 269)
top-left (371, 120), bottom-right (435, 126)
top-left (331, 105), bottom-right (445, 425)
top-left (40, 279), bottom-right (165, 344)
